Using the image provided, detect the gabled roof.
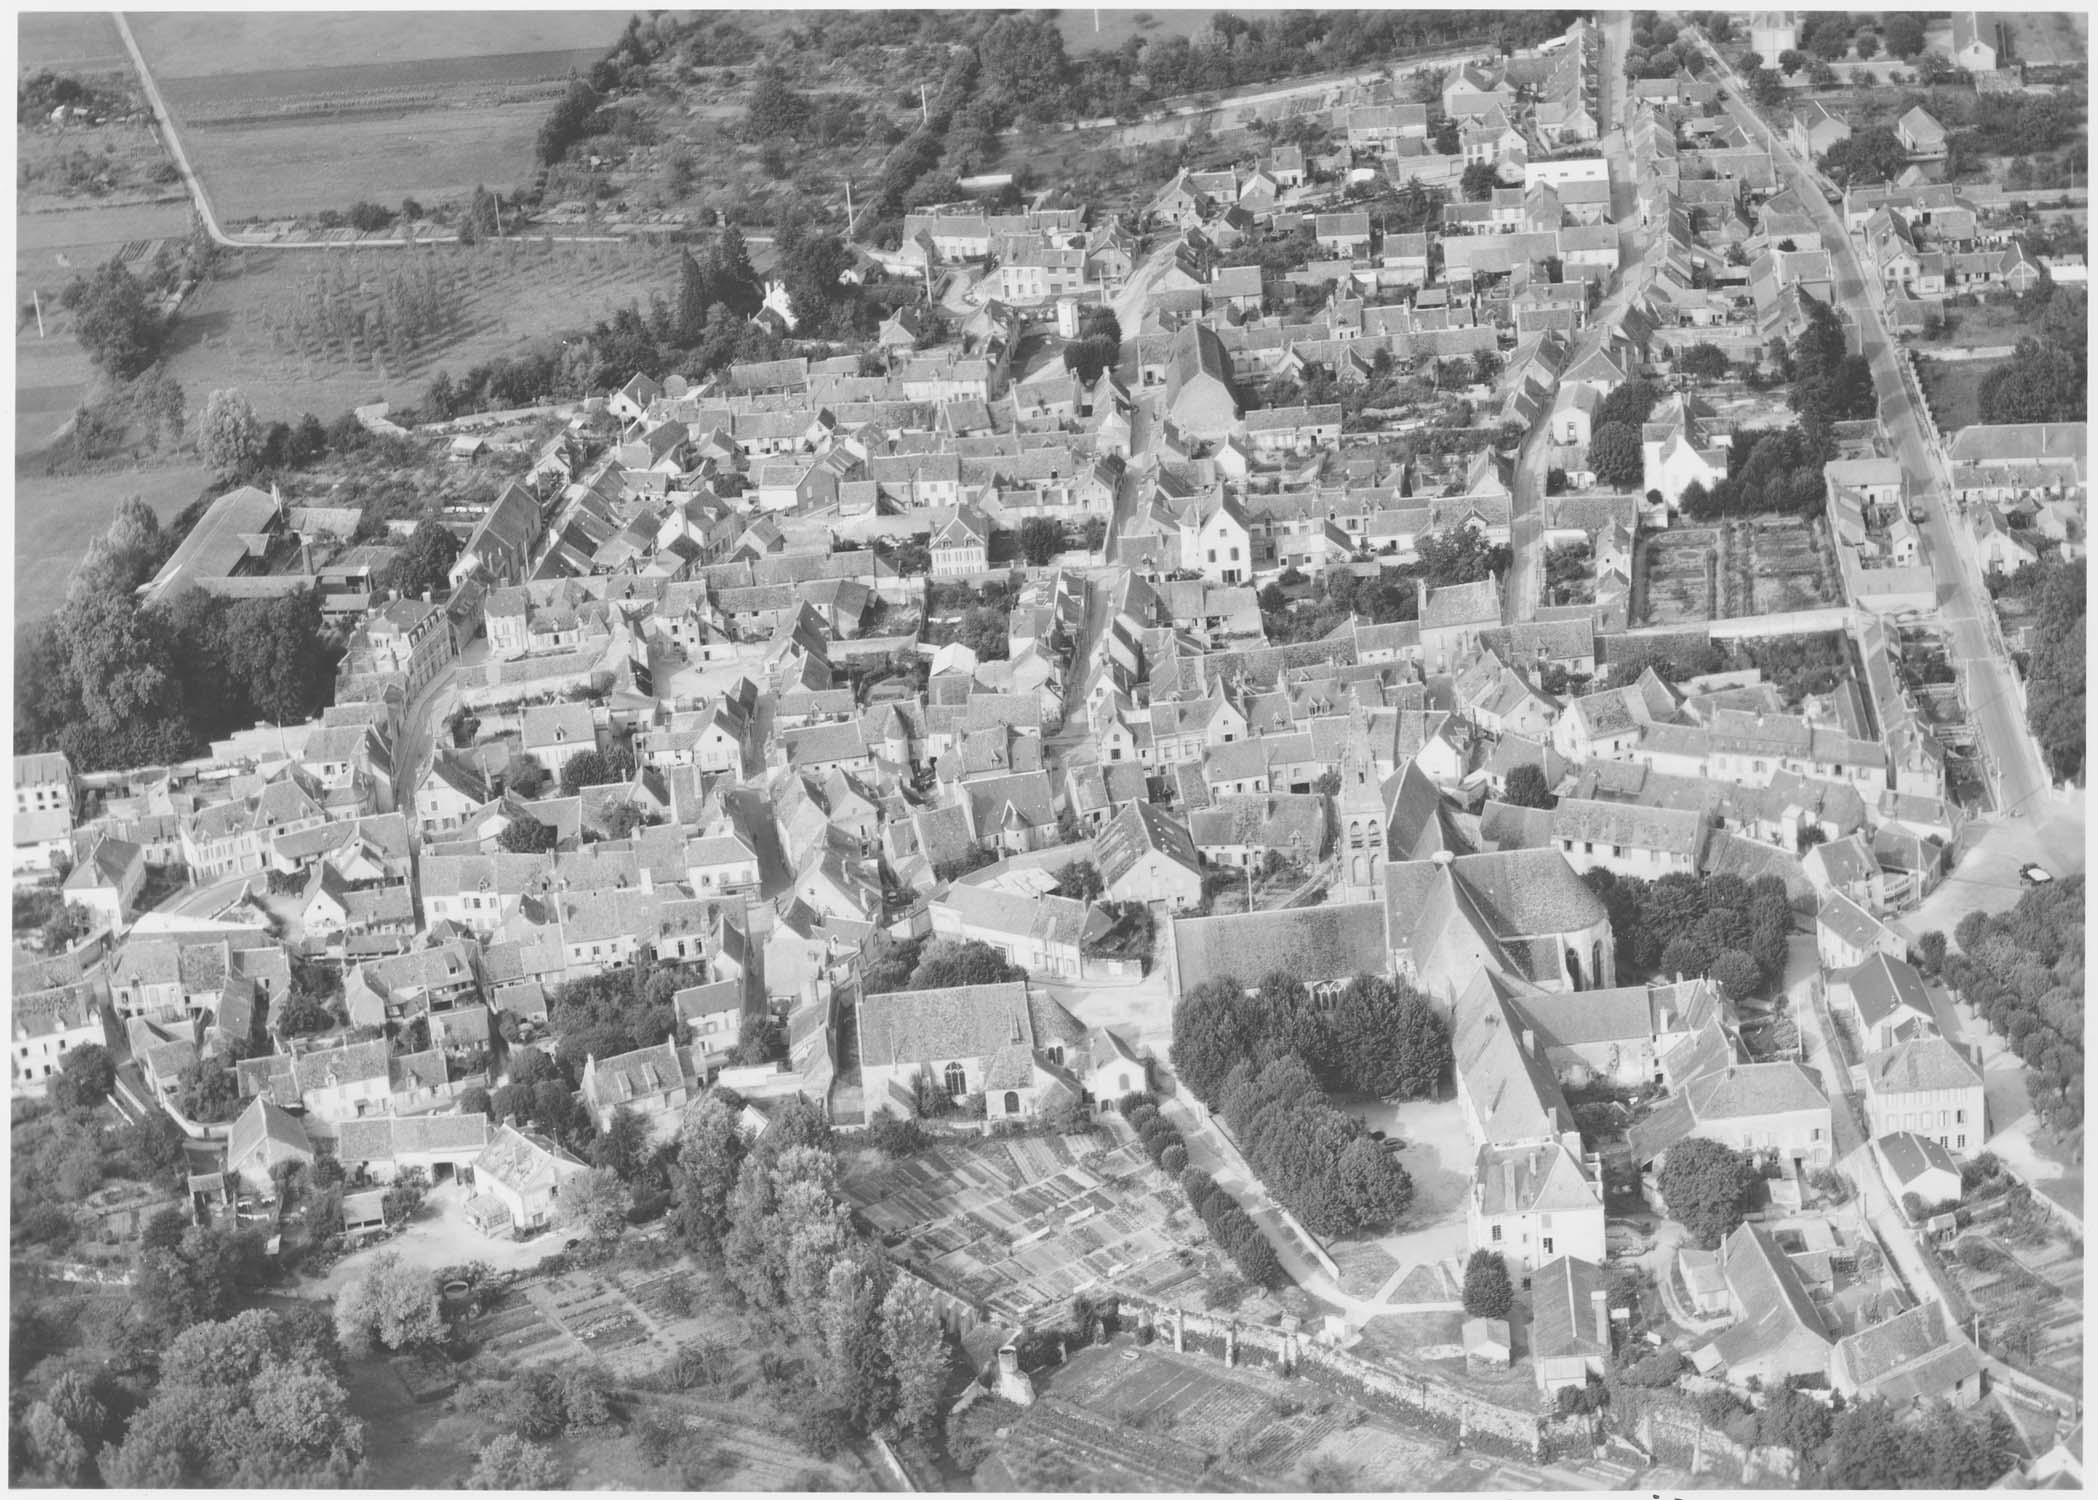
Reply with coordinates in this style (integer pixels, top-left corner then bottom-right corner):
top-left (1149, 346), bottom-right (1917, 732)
top-left (1170, 902), bottom-right (1390, 995)
top-left (475, 1123), bottom-right (589, 1194)
top-left (1530, 1254), bottom-right (1607, 1362)
top-left (858, 981), bottom-right (1035, 1068)
top-left (1707, 1222), bottom-right (1830, 1370)
top-left (1833, 1304), bottom-right (1982, 1406)
top-left (1862, 1035), bottom-right (1982, 1095)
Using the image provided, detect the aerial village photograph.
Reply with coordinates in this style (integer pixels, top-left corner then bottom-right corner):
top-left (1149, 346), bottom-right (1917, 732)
top-left (6, 3), bottom-right (2090, 1493)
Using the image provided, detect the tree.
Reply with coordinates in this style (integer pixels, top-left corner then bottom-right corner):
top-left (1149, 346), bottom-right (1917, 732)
top-left (1503, 763), bottom-right (1555, 809)
top-left (69, 258), bottom-right (164, 378)
top-left (1019, 516), bottom-right (1065, 567)
top-left (590, 1104), bottom-right (652, 1180)
top-left (1170, 977), bottom-right (1266, 1106)
top-left (1329, 975), bottom-right (1448, 1099)
top-left (1658, 1137), bottom-right (1760, 1247)
top-left (52, 1042), bottom-right (117, 1111)
top-left (383, 519), bottom-right (460, 601)
top-left (221, 589), bottom-right (337, 727)
top-left (908, 938), bottom-right (1026, 990)
top-left (1821, 126), bottom-right (1910, 187)
top-left (1678, 342), bottom-right (1732, 380)
top-left (1057, 859), bottom-right (1104, 903)
top-left (1588, 422), bottom-right (1644, 488)
top-left (1462, 1249), bottom-right (1514, 1318)
top-left (1334, 1133), bottom-right (1413, 1229)
top-left (744, 69), bottom-right (806, 141)
top-left (1710, 949), bottom-right (1764, 1003)
top-left (175, 1057), bottom-right (240, 1123)
top-left (670, 1093), bottom-right (747, 1263)
top-left (881, 1274), bottom-right (953, 1432)
top-left (1881, 12), bottom-right (1925, 58)
top-left (1750, 66), bottom-right (1785, 108)
top-left (563, 1167), bottom-right (630, 1243)
top-left (468, 1434), bottom-right (563, 1491)
top-left (1460, 161), bottom-right (1500, 200)
top-left (498, 815), bottom-right (558, 854)
top-left (1913, 930), bottom-right (1948, 979)
top-left (333, 1251), bottom-right (443, 1358)
top-left (201, 388), bottom-right (265, 478)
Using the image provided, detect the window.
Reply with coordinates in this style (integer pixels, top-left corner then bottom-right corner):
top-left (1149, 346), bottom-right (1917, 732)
top-left (1490, 1224), bottom-right (1502, 1243)
top-left (1208, 549), bottom-right (1217, 563)
top-left (1957, 1135), bottom-right (1966, 1149)
top-left (945, 1062), bottom-right (967, 1098)
top-left (1812, 1127), bottom-right (1822, 1141)
top-left (1542, 1237), bottom-right (1554, 1255)
top-left (1004, 1091), bottom-right (1022, 1115)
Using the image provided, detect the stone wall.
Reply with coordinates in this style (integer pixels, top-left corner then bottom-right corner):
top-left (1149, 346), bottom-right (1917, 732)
top-left (1113, 1291), bottom-right (1564, 1463)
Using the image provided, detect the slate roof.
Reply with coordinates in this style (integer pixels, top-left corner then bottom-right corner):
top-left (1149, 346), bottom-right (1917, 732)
top-left (228, 1095), bottom-right (310, 1166)
top-left (1530, 1254), bottom-right (1608, 1362)
top-left (1863, 1035), bottom-right (1982, 1094)
top-left (1170, 902), bottom-right (1391, 994)
top-left (587, 1039), bottom-right (685, 1105)
top-left (1833, 1303), bottom-right (1981, 1404)
top-left (1707, 1222), bottom-right (1829, 1371)
top-left (858, 981), bottom-right (1035, 1068)
top-left (474, 1123), bottom-right (588, 1194)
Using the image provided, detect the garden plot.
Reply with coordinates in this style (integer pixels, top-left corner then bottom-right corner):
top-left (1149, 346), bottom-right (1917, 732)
top-left (1633, 528), bottom-right (1721, 627)
top-left (1740, 516), bottom-right (1844, 616)
top-left (841, 1136), bottom-right (1231, 1322)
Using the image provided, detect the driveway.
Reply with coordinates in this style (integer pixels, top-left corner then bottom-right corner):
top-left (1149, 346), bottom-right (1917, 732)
top-left (304, 1177), bottom-right (571, 1298)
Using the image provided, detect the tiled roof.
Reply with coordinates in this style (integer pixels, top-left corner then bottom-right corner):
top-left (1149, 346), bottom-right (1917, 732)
top-left (858, 982), bottom-right (1035, 1069)
top-left (1863, 1036), bottom-right (1982, 1095)
top-left (1171, 902), bottom-right (1391, 994)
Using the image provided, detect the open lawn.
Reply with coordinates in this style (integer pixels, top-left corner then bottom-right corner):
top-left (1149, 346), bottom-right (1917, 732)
top-left (1055, 7), bottom-right (1224, 56)
top-left (14, 459), bottom-right (211, 625)
top-left (1916, 355), bottom-right (2010, 436)
top-left (160, 237), bottom-right (680, 425)
top-left (2004, 12), bottom-right (2087, 68)
top-left (19, 11), bottom-right (131, 71)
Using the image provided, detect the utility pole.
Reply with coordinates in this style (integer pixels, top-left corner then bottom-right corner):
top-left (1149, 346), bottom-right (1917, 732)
top-left (921, 82), bottom-right (930, 124)
top-left (32, 289), bottom-right (44, 338)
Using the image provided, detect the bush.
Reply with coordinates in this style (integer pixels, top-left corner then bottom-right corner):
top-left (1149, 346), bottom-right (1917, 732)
top-left (1620, 1345), bottom-right (1686, 1387)
top-left (1461, 1250), bottom-right (1513, 1319)
top-left (866, 1116), bottom-right (931, 1157)
top-left (1160, 1143), bottom-right (1188, 1175)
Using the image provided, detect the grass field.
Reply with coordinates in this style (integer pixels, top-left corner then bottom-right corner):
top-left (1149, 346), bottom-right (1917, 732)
top-left (19, 11), bottom-right (131, 71)
top-left (2004, 12), bottom-right (2087, 68)
top-left (13, 460), bottom-right (211, 624)
top-left (127, 13), bottom-right (622, 221)
top-left (1055, 7), bottom-right (1227, 56)
top-left (125, 12), bottom-right (623, 78)
top-left (160, 237), bottom-right (680, 425)
top-left (1916, 355), bottom-right (2011, 435)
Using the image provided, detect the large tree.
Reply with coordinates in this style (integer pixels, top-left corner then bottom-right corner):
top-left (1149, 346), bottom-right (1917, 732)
top-left (201, 388), bottom-right (265, 478)
top-left (1328, 975), bottom-right (1448, 1099)
top-left (881, 1273), bottom-right (954, 1432)
top-left (1657, 1136), bottom-right (1760, 1247)
top-left (383, 519), bottom-right (461, 601)
top-left (907, 937), bottom-right (1027, 991)
top-left (1462, 1249), bottom-right (1514, 1318)
top-left (1588, 422), bottom-right (1644, 489)
top-left (333, 1250), bottom-right (443, 1358)
top-left (67, 258), bottom-right (164, 378)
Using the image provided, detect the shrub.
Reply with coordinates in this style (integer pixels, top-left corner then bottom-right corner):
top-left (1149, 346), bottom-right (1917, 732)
top-left (1160, 1143), bottom-right (1188, 1176)
top-left (1461, 1250), bottom-right (1513, 1319)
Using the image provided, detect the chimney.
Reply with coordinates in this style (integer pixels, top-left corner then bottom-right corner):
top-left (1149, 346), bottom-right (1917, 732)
top-left (1520, 1028), bottom-right (1536, 1057)
top-left (1430, 849), bottom-right (1456, 869)
top-left (1591, 1286), bottom-right (1610, 1349)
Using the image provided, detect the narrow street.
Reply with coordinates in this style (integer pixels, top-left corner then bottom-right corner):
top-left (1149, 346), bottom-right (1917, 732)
top-left (1691, 24), bottom-right (2054, 818)
top-left (1505, 10), bottom-right (1641, 624)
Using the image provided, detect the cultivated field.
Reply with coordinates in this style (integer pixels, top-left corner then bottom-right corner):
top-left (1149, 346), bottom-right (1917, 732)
top-left (2004, 12), bottom-right (2088, 68)
top-left (127, 13), bottom-right (623, 221)
top-left (160, 237), bottom-right (680, 425)
top-left (840, 1134), bottom-right (1249, 1325)
top-left (1733, 517), bottom-right (1843, 617)
top-left (1634, 527), bottom-right (1721, 626)
top-left (13, 461), bottom-right (211, 624)
top-left (19, 11), bottom-right (131, 72)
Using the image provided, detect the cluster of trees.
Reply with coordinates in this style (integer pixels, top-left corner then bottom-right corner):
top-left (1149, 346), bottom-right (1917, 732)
top-left (1656, 1137), bottom-right (1761, 1246)
top-left (1582, 869), bottom-right (1793, 998)
top-left (1819, 126), bottom-right (1910, 188)
top-left (94, 1308), bottom-right (365, 1487)
top-left (1178, 1163), bottom-right (1283, 1288)
top-left (1979, 288), bottom-right (2085, 425)
top-left (1679, 426), bottom-right (1837, 521)
top-left (1945, 877), bottom-right (2084, 1133)
top-left (10, 1090), bottom-right (188, 1255)
top-left (59, 257), bottom-right (165, 379)
top-left (1259, 528), bottom-right (1509, 645)
top-left (1172, 974), bottom-right (1437, 1237)
top-left (861, 936), bottom-right (1027, 997)
top-left (15, 500), bottom-right (343, 772)
top-left (2018, 555), bottom-right (2085, 783)
top-left (198, 389), bottom-right (345, 482)
top-left (1625, 16), bottom-right (1709, 81)
top-left (665, 1095), bottom-right (954, 1438)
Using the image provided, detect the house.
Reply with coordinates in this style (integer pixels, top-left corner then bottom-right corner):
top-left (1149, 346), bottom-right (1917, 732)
top-left (1531, 1255), bottom-right (1612, 1396)
top-left (1802, 831), bottom-right (1888, 912)
top-left (62, 836), bottom-right (146, 932)
top-left (1871, 1130), bottom-right (1962, 1211)
top-left (1860, 1036), bottom-right (1985, 1153)
top-left (929, 882), bottom-right (1103, 982)
top-left (1895, 106), bottom-right (1948, 161)
top-left (1816, 890), bottom-right (1906, 970)
top-left (471, 1124), bottom-right (590, 1235)
top-left (1093, 800), bottom-right (1205, 910)
top-left (1162, 322), bottom-right (1241, 441)
top-left (10, 958), bottom-right (103, 1099)
top-left (1791, 100), bottom-right (1851, 161)
top-left (520, 702), bottom-right (598, 778)
top-left (1419, 577), bottom-right (1503, 672)
top-left (1629, 1062), bottom-right (1832, 1172)
top-left (1548, 798), bottom-right (1707, 879)
top-left (1696, 1222), bottom-right (1832, 1385)
top-left (1469, 1141), bottom-right (1606, 1279)
top-left (1827, 954), bottom-right (1939, 1053)
top-left (1313, 211), bottom-right (1373, 260)
top-left (1830, 1303), bottom-right (1984, 1409)
top-left (578, 1039), bottom-right (689, 1144)
top-left (930, 504), bottom-right (992, 576)
top-left (857, 980), bottom-right (1090, 1122)
top-left (14, 752), bottom-right (76, 868)
top-left (1168, 901), bottom-right (1394, 1005)
top-left (226, 1095), bottom-right (313, 1196)
top-left (1949, 11), bottom-right (1997, 73)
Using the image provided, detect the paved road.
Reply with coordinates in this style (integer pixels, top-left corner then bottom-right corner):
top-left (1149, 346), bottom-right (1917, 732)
top-left (1689, 23), bottom-right (2053, 818)
top-left (1505, 11), bottom-right (1642, 624)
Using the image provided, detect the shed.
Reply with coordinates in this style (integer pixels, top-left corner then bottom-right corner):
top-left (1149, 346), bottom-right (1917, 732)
top-left (342, 1187), bottom-right (389, 1238)
top-left (1463, 1316), bottom-right (1513, 1372)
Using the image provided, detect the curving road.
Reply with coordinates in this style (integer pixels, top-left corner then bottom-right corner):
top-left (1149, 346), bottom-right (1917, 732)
top-left (1688, 21), bottom-right (2054, 817)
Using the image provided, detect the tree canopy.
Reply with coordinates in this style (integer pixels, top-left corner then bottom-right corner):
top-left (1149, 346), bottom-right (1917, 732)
top-left (1657, 1136), bottom-right (1760, 1247)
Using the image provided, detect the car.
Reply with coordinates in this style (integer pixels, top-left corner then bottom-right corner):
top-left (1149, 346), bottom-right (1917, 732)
top-left (2020, 863), bottom-right (2054, 885)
